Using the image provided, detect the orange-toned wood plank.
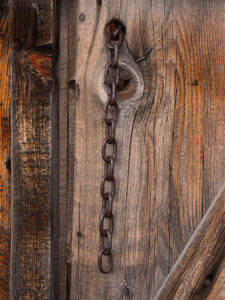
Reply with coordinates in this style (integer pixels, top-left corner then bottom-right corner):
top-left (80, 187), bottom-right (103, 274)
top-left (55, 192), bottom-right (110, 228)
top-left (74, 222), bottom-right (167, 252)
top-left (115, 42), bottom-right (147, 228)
top-left (0, 8), bottom-right (10, 300)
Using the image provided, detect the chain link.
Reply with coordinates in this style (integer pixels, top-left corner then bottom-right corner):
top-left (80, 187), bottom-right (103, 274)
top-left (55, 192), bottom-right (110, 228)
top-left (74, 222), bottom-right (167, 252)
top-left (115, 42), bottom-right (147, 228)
top-left (98, 24), bottom-right (125, 273)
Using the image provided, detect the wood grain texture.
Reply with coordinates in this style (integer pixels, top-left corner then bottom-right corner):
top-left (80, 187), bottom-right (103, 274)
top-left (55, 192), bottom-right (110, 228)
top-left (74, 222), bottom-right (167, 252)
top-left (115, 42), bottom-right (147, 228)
top-left (155, 183), bottom-right (225, 299)
top-left (56, 0), bottom-right (80, 298)
top-left (61, 0), bottom-right (225, 299)
top-left (10, 1), bottom-right (54, 299)
top-left (56, 0), bottom-right (74, 298)
top-left (0, 6), bottom-right (10, 300)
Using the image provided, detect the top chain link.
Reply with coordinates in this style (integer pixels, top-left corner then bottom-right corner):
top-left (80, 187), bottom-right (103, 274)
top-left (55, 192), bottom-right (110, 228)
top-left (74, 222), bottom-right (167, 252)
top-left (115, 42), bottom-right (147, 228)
top-left (98, 24), bottom-right (125, 273)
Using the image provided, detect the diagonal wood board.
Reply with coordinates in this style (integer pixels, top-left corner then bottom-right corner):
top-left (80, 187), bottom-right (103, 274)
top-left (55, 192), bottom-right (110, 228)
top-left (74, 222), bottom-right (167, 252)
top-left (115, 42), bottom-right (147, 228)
top-left (156, 183), bottom-right (225, 299)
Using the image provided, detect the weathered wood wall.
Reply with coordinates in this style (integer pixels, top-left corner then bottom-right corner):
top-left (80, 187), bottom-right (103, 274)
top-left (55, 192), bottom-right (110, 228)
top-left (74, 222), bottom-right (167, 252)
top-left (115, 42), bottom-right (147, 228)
top-left (0, 0), bottom-right (223, 299)
top-left (56, 0), bottom-right (225, 299)
top-left (0, 3), bottom-right (10, 299)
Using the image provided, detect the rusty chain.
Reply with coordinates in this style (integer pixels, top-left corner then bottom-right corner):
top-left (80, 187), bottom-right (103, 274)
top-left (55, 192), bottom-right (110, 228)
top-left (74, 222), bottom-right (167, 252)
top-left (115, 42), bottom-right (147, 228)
top-left (98, 24), bottom-right (125, 273)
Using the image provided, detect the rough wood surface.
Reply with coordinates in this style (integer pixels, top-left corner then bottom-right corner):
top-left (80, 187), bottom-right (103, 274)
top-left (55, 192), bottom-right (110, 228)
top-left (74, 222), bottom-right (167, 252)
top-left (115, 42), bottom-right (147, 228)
top-left (0, 5), bottom-right (10, 300)
top-left (10, 1), bottom-right (54, 299)
top-left (155, 183), bottom-right (225, 299)
top-left (56, 1), bottom-right (74, 298)
top-left (60, 0), bottom-right (225, 299)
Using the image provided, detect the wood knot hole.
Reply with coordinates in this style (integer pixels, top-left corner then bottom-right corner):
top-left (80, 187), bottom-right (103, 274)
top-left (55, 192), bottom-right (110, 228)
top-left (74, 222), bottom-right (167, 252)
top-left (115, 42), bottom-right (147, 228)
top-left (68, 80), bottom-right (80, 99)
top-left (68, 79), bottom-right (76, 89)
top-left (112, 65), bottom-right (138, 101)
top-left (121, 280), bottom-right (134, 297)
top-left (79, 13), bottom-right (86, 22)
top-left (77, 231), bottom-right (83, 238)
top-left (105, 19), bottom-right (126, 39)
top-left (203, 278), bottom-right (212, 287)
top-left (5, 157), bottom-right (11, 173)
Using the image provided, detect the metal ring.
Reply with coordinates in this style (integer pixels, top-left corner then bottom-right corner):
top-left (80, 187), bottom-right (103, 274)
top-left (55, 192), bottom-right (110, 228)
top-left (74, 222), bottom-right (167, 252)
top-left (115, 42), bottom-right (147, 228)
top-left (99, 210), bottom-right (114, 236)
top-left (100, 174), bottom-right (116, 199)
top-left (100, 229), bottom-right (112, 254)
top-left (111, 44), bottom-right (118, 68)
top-left (109, 82), bottom-right (116, 104)
top-left (104, 156), bottom-right (114, 180)
top-left (98, 249), bottom-right (113, 273)
top-left (112, 26), bottom-right (122, 40)
top-left (104, 100), bottom-right (118, 125)
top-left (104, 63), bottom-right (120, 87)
top-left (102, 193), bottom-right (113, 217)
top-left (106, 29), bottom-right (124, 49)
top-left (101, 137), bottom-right (117, 163)
top-left (106, 119), bottom-right (116, 143)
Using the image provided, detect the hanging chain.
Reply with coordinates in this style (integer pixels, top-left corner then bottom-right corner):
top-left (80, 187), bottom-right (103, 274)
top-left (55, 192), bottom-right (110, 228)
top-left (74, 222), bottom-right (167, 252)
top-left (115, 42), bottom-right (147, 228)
top-left (98, 25), bottom-right (125, 273)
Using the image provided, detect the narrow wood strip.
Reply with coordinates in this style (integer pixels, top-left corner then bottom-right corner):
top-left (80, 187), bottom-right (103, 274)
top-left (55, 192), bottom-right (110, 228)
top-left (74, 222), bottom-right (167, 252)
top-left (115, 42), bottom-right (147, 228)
top-left (57, 0), bottom-right (70, 298)
top-left (155, 183), bottom-right (225, 300)
top-left (0, 7), bottom-right (10, 300)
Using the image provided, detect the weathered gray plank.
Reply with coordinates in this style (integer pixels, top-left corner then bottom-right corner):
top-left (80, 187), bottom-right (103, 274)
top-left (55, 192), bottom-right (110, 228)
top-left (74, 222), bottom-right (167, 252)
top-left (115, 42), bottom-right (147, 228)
top-left (57, 0), bottom-right (225, 299)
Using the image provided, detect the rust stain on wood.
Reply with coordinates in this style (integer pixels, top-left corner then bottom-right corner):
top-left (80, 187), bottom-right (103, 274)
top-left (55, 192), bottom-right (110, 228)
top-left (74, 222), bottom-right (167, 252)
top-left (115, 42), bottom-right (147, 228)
top-left (0, 8), bottom-right (10, 300)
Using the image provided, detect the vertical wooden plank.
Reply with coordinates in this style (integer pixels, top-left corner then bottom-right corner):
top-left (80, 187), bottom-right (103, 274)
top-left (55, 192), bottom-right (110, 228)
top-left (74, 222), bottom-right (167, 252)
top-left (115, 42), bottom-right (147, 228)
top-left (57, 0), bottom-right (77, 297)
top-left (10, 1), bottom-right (55, 299)
top-left (0, 3), bottom-right (10, 299)
top-left (69, 0), bottom-right (225, 299)
top-left (57, 0), bottom-right (69, 298)
top-left (169, 0), bottom-right (225, 267)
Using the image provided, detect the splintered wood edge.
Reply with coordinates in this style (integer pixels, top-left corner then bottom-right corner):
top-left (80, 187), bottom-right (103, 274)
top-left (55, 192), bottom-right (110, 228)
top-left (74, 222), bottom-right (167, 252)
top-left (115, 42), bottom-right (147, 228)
top-left (155, 183), bottom-right (225, 300)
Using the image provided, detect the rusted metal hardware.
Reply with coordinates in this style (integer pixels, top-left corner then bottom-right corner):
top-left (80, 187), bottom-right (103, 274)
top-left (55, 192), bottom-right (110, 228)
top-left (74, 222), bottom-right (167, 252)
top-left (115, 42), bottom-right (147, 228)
top-left (135, 47), bottom-right (152, 63)
top-left (98, 24), bottom-right (125, 273)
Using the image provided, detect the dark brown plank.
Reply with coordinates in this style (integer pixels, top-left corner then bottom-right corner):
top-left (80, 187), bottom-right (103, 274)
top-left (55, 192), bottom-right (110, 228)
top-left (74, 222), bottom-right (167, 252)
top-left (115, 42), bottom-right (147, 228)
top-left (63, 0), bottom-right (225, 299)
top-left (0, 4), bottom-right (10, 299)
top-left (57, 0), bottom-right (77, 297)
top-left (155, 183), bottom-right (225, 299)
top-left (56, 1), bottom-right (70, 299)
top-left (10, 1), bottom-right (55, 299)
